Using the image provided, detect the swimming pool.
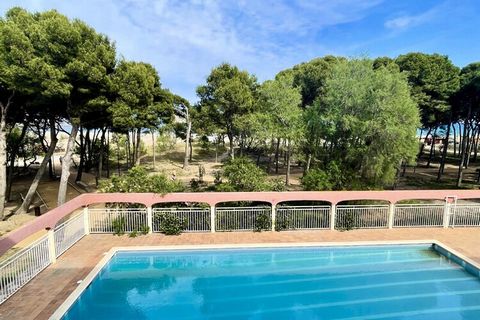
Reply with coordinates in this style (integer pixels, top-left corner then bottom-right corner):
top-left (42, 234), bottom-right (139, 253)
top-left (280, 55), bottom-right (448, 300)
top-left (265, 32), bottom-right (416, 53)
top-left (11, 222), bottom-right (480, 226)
top-left (58, 243), bottom-right (480, 320)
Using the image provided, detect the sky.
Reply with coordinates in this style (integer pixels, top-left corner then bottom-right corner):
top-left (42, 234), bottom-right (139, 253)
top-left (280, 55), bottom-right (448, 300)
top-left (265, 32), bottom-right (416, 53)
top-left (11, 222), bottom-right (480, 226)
top-left (1, 0), bottom-right (479, 102)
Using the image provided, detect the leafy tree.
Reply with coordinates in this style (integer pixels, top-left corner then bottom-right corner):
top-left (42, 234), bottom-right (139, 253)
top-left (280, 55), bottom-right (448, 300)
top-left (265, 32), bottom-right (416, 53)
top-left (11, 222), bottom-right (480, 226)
top-left (309, 58), bottom-right (420, 187)
top-left (259, 73), bottom-right (303, 184)
top-left (454, 63), bottom-right (480, 186)
top-left (110, 60), bottom-right (173, 167)
top-left (197, 63), bottom-right (258, 159)
top-left (395, 53), bottom-right (459, 170)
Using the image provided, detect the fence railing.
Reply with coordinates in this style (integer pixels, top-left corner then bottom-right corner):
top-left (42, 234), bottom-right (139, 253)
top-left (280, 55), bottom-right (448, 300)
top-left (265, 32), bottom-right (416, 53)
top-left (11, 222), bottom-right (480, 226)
top-left (336, 205), bottom-right (390, 229)
top-left (54, 213), bottom-right (86, 257)
top-left (152, 207), bottom-right (211, 232)
top-left (2, 197), bottom-right (480, 305)
top-left (393, 204), bottom-right (445, 228)
top-left (0, 235), bottom-right (51, 304)
top-left (215, 207), bottom-right (271, 231)
top-left (276, 206), bottom-right (330, 230)
top-left (451, 204), bottom-right (480, 227)
top-left (88, 208), bottom-right (148, 233)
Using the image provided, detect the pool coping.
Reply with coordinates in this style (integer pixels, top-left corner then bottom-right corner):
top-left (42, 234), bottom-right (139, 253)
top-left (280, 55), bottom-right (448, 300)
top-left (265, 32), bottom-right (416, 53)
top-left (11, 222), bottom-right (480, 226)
top-left (49, 239), bottom-right (480, 320)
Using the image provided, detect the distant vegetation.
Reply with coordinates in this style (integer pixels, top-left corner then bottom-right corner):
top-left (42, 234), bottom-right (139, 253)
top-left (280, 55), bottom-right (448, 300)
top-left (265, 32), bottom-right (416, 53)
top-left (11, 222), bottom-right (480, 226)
top-left (1, 7), bottom-right (479, 219)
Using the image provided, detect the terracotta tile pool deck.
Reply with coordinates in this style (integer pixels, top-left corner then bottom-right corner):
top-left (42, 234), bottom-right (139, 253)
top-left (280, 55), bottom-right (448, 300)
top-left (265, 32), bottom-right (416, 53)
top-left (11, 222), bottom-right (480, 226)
top-left (1, 228), bottom-right (479, 320)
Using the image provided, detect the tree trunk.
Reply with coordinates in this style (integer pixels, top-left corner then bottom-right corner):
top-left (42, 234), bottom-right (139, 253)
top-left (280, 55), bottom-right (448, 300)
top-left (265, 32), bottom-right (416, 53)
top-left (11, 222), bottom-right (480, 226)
top-left (76, 127), bottom-right (84, 182)
top-left (17, 122), bottom-right (58, 214)
top-left (457, 118), bottom-right (470, 187)
top-left (305, 153), bottom-right (312, 175)
top-left (437, 121), bottom-right (451, 181)
top-left (6, 123), bottom-right (28, 201)
top-left (275, 138), bottom-right (280, 174)
top-left (125, 134), bottom-right (130, 168)
top-left (285, 139), bottom-right (291, 185)
top-left (152, 131), bottom-right (156, 170)
top-left (96, 129), bottom-right (106, 186)
top-left (452, 123), bottom-right (457, 156)
top-left (228, 133), bottom-right (234, 160)
top-left (135, 128), bottom-right (141, 166)
top-left (0, 116), bottom-right (7, 219)
top-left (183, 115), bottom-right (191, 169)
top-left (106, 129), bottom-right (110, 178)
top-left (465, 126), bottom-right (476, 169)
top-left (473, 127), bottom-right (480, 162)
top-left (419, 127), bottom-right (431, 157)
top-left (117, 138), bottom-right (121, 175)
top-left (426, 127), bottom-right (437, 168)
top-left (57, 122), bottom-right (79, 206)
top-left (189, 135), bottom-right (193, 162)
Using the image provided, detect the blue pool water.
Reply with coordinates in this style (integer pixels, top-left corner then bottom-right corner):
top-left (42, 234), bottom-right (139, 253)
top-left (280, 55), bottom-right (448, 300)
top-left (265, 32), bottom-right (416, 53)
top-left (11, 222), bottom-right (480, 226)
top-left (62, 245), bottom-right (480, 320)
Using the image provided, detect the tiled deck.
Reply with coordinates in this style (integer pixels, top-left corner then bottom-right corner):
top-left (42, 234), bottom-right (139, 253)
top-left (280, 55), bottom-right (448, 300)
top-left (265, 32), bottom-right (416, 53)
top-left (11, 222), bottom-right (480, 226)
top-left (1, 228), bottom-right (480, 320)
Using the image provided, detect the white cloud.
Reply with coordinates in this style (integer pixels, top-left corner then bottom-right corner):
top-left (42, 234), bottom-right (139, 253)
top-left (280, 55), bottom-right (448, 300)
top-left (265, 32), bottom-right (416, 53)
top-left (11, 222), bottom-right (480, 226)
top-left (0, 0), bottom-right (383, 101)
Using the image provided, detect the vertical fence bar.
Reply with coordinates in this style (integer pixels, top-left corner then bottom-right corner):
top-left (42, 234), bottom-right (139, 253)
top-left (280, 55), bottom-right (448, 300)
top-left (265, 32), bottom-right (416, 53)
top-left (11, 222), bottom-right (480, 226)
top-left (271, 204), bottom-right (276, 231)
top-left (210, 205), bottom-right (216, 233)
top-left (147, 206), bottom-right (153, 234)
top-left (330, 204), bottom-right (336, 230)
top-left (46, 228), bottom-right (56, 264)
top-left (388, 203), bottom-right (394, 229)
top-left (83, 206), bottom-right (90, 235)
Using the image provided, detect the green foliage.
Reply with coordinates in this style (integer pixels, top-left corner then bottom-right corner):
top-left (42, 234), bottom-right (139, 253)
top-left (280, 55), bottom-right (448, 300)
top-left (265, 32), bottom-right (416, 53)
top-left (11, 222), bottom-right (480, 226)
top-left (254, 212), bottom-right (271, 232)
top-left (99, 166), bottom-right (184, 193)
top-left (156, 132), bottom-right (177, 153)
top-left (301, 162), bottom-right (346, 191)
top-left (275, 213), bottom-right (293, 231)
top-left (112, 217), bottom-right (125, 236)
top-left (196, 63), bottom-right (258, 156)
top-left (129, 229), bottom-right (138, 238)
top-left (395, 53), bottom-right (459, 128)
top-left (219, 157), bottom-right (269, 191)
top-left (308, 58), bottom-right (420, 187)
top-left (155, 212), bottom-right (187, 235)
top-left (338, 212), bottom-right (356, 231)
top-left (139, 225), bottom-right (150, 235)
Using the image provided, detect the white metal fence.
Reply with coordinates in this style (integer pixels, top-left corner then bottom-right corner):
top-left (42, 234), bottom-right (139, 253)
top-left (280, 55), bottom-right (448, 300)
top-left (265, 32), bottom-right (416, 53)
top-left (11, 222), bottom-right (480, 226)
top-left (54, 213), bottom-right (86, 257)
top-left (152, 207), bottom-right (210, 232)
top-left (276, 206), bottom-right (330, 230)
top-left (88, 208), bottom-right (148, 233)
top-left (0, 235), bottom-right (51, 304)
top-left (215, 207), bottom-right (271, 231)
top-left (2, 200), bottom-right (480, 305)
top-left (451, 204), bottom-right (480, 227)
top-left (393, 204), bottom-right (445, 228)
top-left (336, 205), bottom-right (389, 229)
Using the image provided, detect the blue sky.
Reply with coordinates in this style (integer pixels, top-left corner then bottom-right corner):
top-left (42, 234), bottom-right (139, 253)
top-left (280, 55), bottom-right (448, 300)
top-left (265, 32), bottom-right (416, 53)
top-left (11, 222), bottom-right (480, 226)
top-left (1, 0), bottom-right (479, 102)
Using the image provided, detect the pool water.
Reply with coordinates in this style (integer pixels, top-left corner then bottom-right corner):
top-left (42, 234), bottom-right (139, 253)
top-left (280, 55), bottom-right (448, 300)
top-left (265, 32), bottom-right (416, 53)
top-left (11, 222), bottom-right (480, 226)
top-left (62, 245), bottom-right (480, 319)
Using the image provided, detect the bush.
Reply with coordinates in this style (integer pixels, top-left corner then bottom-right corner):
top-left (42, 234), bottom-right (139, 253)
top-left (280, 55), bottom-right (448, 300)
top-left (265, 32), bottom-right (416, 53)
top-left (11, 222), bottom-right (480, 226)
top-left (112, 217), bottom-right (126, 236)
top-left (254, 212), bottom-right (271, 232)
top-left (155, 212), bottom-right (188, 235)
top-left (99, 166), bottom-right (184, 194)
top-left (301, 162), bottom-right (347, 191)
top-left (216, 158), bottom-right (287, 192)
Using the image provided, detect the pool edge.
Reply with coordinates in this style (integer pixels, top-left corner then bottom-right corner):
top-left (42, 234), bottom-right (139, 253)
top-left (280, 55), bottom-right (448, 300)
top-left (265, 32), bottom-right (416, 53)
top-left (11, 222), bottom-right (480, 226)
top-left (48, 239), bottom-right (479, 320)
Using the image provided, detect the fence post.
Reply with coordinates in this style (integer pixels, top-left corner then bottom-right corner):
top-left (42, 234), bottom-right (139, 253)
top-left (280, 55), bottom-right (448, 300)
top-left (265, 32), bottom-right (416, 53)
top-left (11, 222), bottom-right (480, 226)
top-left (271, 204), bottom-right (276, 232)
top-left (330, 204), bottom-right (336, 230)
top-left (46, 228), bottom-right (56, 264)
top-left (443, 199), bottom-right (451, 229)
top-left (210, 205), bottom-right (216, 233)
top-left (83, 206), bottom-right (90, 235)
top-left (147, 206), bottom-right (153, 234)
top-left (388, 203), bottom-right (395, 229)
